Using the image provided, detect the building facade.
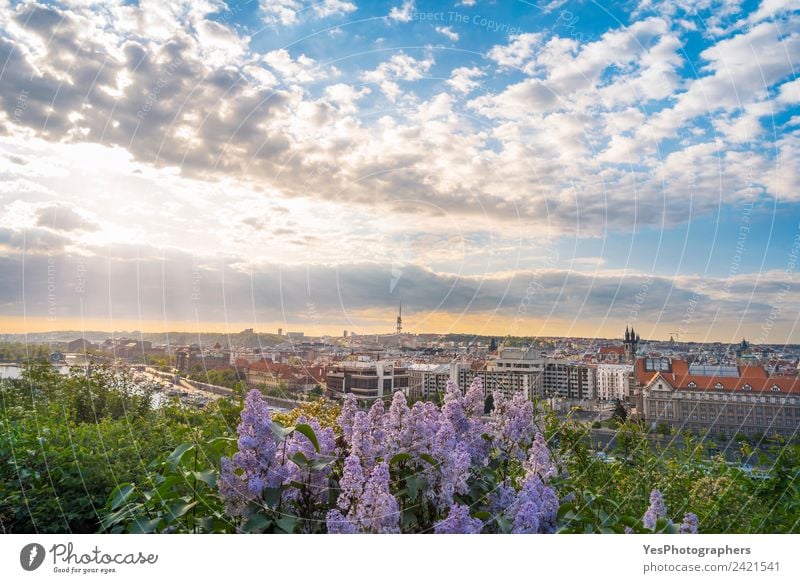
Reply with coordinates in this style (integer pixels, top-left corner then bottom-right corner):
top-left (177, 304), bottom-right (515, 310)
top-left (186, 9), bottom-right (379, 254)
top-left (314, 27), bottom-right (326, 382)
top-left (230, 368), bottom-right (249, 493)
top-left (595, 364), bottom-right (634, 402)
top-left (326, 361), bottom-right (409, 400)
top-left (634, 357), bottom-right (800, 437)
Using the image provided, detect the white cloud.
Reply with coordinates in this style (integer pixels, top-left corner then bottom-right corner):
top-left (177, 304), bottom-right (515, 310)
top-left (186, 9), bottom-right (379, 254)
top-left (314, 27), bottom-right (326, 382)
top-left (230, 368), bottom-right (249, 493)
top-left (487, 33), bottom-right (541, 69)
top-left (446, 66), bottom-right (484, 94)
top-left (388, 0), bottom-right (415, 23)
top-left (435, 26), bottom-right (459, 42)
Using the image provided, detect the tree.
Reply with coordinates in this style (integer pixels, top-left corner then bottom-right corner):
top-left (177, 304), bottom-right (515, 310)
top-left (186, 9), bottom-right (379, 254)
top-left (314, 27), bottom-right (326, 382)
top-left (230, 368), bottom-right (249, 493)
top-left (612, 399), bottom-right (627, 423)
top-left (489, 338), bottom-right (497, 352)
top-left (483, 393), bottom-right (494, 414)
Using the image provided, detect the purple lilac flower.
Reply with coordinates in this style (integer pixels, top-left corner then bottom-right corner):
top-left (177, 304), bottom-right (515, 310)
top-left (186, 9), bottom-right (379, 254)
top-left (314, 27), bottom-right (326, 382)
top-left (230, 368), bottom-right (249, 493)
top-left (679, 512), bottom-right (699, 534)
top-left (525, 432), bottom-right (557, 482)
top-left (490, 391), bottom-right (535, 460)
top-left (387, 390), bottom-right (411, 452)
top-left (508, 475), bottom-right (559, 534)
top-left (338, 393), bottom-right (358, 443)
top-left (436, 440), bottom-right (471, 511)
top-left (434, 504), bottom-right (483, 534)
top-left (368, 398), bottom-right (387, 457)
top-left (279, 417), bottom-right (336, 504)
top-left (326, 509), bottom-right (357, 534)
top-left (218, 389), bottom-right (279, 518)
top-left (488, 481), bottom-right (517, 516)
top-left (350, 411), bottom-right (376, 467)
top-left (337, 453), bottom-right (364, 512)
top-left (464, 377), bottom-right (485, 418)
top-left (443, 380), bottom-right (470, 435)
top-left (643, 489), bottom-right (667, 530)
top-left (352, 462), bottom-right (400, 533)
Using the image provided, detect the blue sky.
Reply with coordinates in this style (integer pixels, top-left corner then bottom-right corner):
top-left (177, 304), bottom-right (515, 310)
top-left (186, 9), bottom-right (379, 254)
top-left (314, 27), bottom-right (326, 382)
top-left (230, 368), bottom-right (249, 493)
top-left (0, 0), bottom-right (798, 341)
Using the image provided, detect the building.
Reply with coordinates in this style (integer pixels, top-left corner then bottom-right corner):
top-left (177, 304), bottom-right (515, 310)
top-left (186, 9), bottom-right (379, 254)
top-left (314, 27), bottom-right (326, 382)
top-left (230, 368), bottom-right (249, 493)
top-left (597, 327), bottom-right (640, 364)
top-left (407, 363), bottom-right (451, 400)
top-left (326, 360), bottom-right (409, 400)
top-left (634, 357), bottom-right (800, 437)
top-left (66, 338), bottom-right (97, 353)
top-left (246, 359), bottom-right (326, 393)
top-left (540, 361), bottom-right (595, 400)
top-left (595, 364), bottom-right (634, 402)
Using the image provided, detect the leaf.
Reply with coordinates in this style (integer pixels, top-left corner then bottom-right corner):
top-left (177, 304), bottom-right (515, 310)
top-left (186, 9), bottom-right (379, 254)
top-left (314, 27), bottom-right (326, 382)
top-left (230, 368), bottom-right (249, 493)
top-left (310, 454), bottom-right (336, 472)
top-left (496, 516), bottom-right (512, 534)
top-left (192, 469), bottom-right (217, 488)
top-left (406, 476), bottom-right (418, 502)
top-left (270, 421), bottom-right (294, 441)
top-left (419, 453), bottom-right (441, 472)
top-left (293, 423), bottom-right (320, 453)
top-left (473, 511), bottom-right (492, 521)
top-left (390, 452), bottom-right (411, 466)
top-left (168, 500), bottom-right (197, 520)
top-left (289, 451), bottom-right (310, 468)
top-left (130, 517), bottom-right (162, 534)
top-left (166, 443), bottom-right (194, 470)
top-left (262, 487), bottom-right (282, 509)
top-left (242, 513), bottom-right (271, 533)
top-left (108, 483), bottom-right (135, 510)
top-left (275, 515), bottom-right (298, 533)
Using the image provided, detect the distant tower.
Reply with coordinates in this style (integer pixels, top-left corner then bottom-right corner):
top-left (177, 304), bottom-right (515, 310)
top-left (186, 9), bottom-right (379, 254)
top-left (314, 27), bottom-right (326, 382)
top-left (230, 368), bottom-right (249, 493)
top-left (623, 326), bottom-right (640, 363)
top-left (278, 328), bottom-right (283, 336)
top-left (396, 302), bottom-right (402, 335)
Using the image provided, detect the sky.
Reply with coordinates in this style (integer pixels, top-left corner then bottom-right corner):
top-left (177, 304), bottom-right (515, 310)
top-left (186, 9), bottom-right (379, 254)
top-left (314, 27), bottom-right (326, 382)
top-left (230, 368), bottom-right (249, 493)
top-left (0, 0), bottom-right (798, 343)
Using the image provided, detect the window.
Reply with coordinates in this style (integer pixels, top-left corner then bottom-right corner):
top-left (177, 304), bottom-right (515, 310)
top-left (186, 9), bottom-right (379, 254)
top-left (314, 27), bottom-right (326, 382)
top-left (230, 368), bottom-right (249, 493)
top-left (714, 382), bottom-right (724, 390)
top-left (771, 385), bottom-right (781, 392)
top-left (688, 381), bottom-right (697, 388)
top-left (742, 383), bottom-right (752, 391)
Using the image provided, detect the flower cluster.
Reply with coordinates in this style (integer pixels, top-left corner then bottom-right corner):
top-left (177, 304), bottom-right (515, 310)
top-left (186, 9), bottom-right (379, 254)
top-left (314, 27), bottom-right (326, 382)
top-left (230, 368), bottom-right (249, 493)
top-left (218, 389), bottom-right (335, 523)
top-left (222, 383), bottom-right (562, 534)
top-left (642, 489), bottom-right (699, 533)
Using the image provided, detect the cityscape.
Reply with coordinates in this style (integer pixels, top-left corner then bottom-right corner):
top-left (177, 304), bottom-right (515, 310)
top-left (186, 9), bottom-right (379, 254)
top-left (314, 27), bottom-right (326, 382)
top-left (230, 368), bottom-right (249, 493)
top-left (0, 0), bottom-right (799, 573)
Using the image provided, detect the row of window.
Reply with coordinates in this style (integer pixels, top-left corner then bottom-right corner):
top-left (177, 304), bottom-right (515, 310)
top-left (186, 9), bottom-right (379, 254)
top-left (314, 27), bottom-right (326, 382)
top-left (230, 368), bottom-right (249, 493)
top-left (686, 381), bottom-right (784, 392)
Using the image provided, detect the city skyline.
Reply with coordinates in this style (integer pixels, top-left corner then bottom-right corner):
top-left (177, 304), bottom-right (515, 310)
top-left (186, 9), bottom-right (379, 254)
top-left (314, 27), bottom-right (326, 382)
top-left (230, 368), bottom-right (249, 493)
top-left (1, 1), bottom-right (798, 343)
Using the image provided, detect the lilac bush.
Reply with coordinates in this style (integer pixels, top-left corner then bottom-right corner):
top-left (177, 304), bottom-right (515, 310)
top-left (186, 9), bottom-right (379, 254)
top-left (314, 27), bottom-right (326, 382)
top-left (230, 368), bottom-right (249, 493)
top-left (218, 383), bottom-right (696, 534)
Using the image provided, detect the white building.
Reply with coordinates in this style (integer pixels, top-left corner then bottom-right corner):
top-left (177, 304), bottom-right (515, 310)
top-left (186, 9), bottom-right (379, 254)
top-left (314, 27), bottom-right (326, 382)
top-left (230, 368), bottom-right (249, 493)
top-left (595, 364), bottom-right (633, 402)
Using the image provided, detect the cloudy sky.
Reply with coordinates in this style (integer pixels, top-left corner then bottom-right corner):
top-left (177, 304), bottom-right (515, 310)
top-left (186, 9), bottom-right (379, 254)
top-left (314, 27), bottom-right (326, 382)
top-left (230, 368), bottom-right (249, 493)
top-left (0, 0), bottom-right (798, 342)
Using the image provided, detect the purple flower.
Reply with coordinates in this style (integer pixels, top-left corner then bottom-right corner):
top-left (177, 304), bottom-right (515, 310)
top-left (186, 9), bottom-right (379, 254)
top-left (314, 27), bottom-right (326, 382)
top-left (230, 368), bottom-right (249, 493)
top-left (387, 390), bottom-right (411, 452)
top-left (338, 393), bottom-right (358, 443)
top-left (488, 481), bottom-right (516, 516)
top-left (525, 432), bottom-right (557, 482)
top-left (337, 454), bottom-right (364, 512)
top-left (679, 512), bottom-right (699, 534)
top-left (434, 504), bottom-right (483, 534)
top-left (643, 489), bottom-right (667, 530)
top-left (490, 391), bottom-right (535, 460)
top-left (218, 389), bottom-right (279, 518)
top-left (464, 377), bottom-right (485, 417)
top-left (350, 411), bottom-right (376, 467)
top-left (326, 509), bottom-right (357, 534)
top-left (352, 462), bottom-right (400, 533)
top-left (508, 475), bottom-right (559, 534)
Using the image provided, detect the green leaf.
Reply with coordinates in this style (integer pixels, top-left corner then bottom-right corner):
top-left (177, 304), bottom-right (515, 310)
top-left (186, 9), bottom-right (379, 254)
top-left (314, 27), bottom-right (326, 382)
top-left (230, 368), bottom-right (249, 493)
top-left (108, 483), bottom-right (136, 510)
top-left (262, 487), bottom-right (282, 509)
top-left (168, 500), bottom-right (197, 520)
top-left (289, 451), bottom-right (310, 468)
top-left (242, 513), bottom-right (271, 533)
top-left (419, 453), bottom-right (440, 470)
top-left (390, 452), bottom-right (411, 466)
top-left (270, 421), bottom-right (294, 441)
top-left (275, 515), bottom-right (298, 533)
top-left (192, 469), bottom-right (217, 488)
top-left (166, 443), bottom-right (194, 470)
top-left (310, 454), bottom-right (336, 471)
top-left (130, 517), bottom-right (162, 534)
top-left (293, 423), bottom-right (320, 453)
top-left (406, 476), bottom-right (418, 502)
top-left (496, 516), bottom-right (512, 534)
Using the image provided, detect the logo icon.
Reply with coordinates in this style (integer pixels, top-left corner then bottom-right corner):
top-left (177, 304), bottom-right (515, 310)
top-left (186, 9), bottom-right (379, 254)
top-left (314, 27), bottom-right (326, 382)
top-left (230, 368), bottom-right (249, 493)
top-left (20, 543), bottom-right (46, 571)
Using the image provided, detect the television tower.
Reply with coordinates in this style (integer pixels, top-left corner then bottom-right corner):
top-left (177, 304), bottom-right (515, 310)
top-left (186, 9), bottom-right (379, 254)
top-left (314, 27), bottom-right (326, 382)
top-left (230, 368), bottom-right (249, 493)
top-left (396, 302), bottom-right (402, 335)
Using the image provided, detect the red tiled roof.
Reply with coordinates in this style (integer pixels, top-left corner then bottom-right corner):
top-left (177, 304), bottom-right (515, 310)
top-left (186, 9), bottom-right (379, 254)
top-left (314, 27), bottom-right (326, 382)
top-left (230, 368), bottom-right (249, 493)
top-left (636, 358), bottom-right (800, 395)
top-left (599, 346), bottom-right (625, 354)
